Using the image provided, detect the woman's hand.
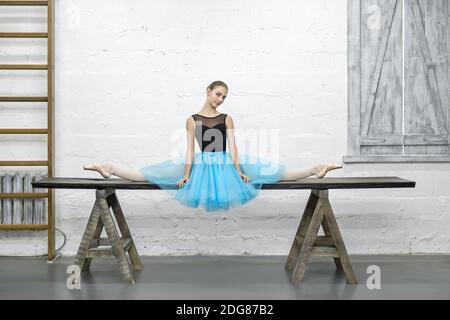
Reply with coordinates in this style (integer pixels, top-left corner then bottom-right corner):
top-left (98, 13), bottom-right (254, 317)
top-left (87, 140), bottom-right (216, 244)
top-left (239, 172), bottom-right (251, 183)
top-left (176, 177), bottom-right (189, 188)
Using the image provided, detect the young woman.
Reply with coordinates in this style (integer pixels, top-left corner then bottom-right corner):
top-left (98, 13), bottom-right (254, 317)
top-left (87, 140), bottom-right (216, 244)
top-left (84, 81), bottom-right (342, 211)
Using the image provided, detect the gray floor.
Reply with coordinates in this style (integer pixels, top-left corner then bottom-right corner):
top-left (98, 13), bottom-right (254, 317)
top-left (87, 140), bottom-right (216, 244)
top-left (0, 255), bottom-right (449, 300)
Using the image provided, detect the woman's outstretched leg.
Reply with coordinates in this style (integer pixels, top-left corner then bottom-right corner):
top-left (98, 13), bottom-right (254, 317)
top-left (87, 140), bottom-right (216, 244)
top-left (84, 163), bottom-right (147, 182)
top-left (280, 163), bottom-right (342, 181)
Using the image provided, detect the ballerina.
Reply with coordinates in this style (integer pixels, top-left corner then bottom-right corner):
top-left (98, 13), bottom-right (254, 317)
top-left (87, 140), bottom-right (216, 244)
top-left (84, 81), bottom-right (342, 211)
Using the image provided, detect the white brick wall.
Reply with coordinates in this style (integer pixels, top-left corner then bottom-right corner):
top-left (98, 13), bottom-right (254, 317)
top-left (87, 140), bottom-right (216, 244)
top-left (1, 0), bottom-right (450, 256)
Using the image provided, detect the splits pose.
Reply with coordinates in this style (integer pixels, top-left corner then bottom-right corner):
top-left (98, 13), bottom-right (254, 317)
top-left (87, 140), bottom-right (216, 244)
top-left (84, 81), bottom-right (342, 211)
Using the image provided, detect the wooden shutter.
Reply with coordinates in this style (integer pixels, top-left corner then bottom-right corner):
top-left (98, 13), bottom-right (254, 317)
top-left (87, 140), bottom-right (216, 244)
top-left (404, 0), bottom-right (449, 155)
top-left (346, 0), bottom-right (450, 162)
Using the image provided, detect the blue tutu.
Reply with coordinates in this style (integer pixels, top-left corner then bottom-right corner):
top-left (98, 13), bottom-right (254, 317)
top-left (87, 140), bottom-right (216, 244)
top-left (140, 151), bottom-right (285, 212)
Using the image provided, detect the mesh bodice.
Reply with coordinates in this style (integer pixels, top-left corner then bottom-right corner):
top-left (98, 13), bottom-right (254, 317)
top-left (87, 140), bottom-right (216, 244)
top-left (192, 113), bottom-right (228, 152)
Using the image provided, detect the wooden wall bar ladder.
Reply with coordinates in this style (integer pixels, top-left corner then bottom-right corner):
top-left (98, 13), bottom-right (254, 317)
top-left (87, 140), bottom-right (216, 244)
top-left (0, 0), bottom-right (56, 261)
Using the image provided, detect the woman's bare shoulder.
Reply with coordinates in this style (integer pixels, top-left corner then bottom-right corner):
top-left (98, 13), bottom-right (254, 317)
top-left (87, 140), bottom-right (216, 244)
top-left (186, 116), bottom-right (195, 129)
top-left (225, 114), bottom-right (234, 128)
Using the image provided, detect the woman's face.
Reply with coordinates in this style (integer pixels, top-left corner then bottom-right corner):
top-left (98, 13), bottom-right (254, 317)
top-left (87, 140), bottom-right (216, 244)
top-left (207, 86), bottom-right (228, 109)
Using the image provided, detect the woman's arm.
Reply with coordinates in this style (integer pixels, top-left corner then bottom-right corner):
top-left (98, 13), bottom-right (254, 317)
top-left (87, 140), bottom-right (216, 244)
top-left (226, 116), bottom-right (250, 183)
top-left (177, 116), bottom-right (195, 187)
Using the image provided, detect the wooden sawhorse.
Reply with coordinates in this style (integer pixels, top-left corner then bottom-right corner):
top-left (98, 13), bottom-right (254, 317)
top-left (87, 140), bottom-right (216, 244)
top-left (73, 188), bottom-right (142, 283)
top-left (285, 189), bottom-right (357, 284)
top-left (263, 177), bottom-right (415, 284)
top-left (33, 178), bottom-right (146, 283)
top-left (33, 177), bottom-right (415, 284)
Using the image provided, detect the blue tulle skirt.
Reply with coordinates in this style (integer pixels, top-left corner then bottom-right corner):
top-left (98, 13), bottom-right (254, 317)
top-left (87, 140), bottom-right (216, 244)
top-left (140, 151), bottom-right (285, 212)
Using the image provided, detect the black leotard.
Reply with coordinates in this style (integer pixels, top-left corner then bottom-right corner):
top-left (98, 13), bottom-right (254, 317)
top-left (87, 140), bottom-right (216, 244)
top-left (192, 113), bottom-right (228, 152)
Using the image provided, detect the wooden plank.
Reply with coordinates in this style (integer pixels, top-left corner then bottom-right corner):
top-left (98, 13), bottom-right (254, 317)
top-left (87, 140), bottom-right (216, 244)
top-left (74, 199), bottom-right (102, 270)
top-left (86, 239), bottom-right (131, 258)
top-left (310, 247), bottom-right (339, 257)
top-left (0, 0), bottom-right (48, 5)
top-left (0, 161), bottom-right (48, 166)
top-left (0, 224), bottom-right (47, 230)
top-left (404, 0), bottom-right (450, 156)
top-left (344, 155), bottom-right (450, 162)
top-left (359, 134), bottom-right (404, 146)
top-left (82, 215), bottom-right (104, 271)
top-left (0, 32), bottom-right (47, 38)
top-left (322, 200), bottom-right (358, 284)
top-left (290, 199), bottom-right (326, 284)
top-left (98, 198), bottom-right (135, 284)
top-left (46, 0), bottom-right (55, 262)
top-left (0, 96), bottom-right (47, 102)
top-left (32, 177), bottom-right (416, 190)
top-left (0, 129), bottom-right (48, 134)
top-left (347, 0), bottom-right (361, 156)
top-left (314, 236), bottom-right (334, 247)
top-left (107, 193), bottom-right (143, 271)
top-left (0, 64), bottom-right (48, 70)
top-left (404, 134), bottom-right (449, 146)
top-left (285, 191), bottom-right (318, 272)
top-left (360, 0), bottom-right (400, 136)
top-left (409, 0), bottom-right (448, 134)
top-left (90, 237), bottom-right (132, 249)
top-left (360, 0), bottom-right (403, 156)
top-left (0, 192), bottom-right (48, 199)
top-left (86, 248), bottom-right (113, 258)
top-left (321, 212), bottom-right (343, 271)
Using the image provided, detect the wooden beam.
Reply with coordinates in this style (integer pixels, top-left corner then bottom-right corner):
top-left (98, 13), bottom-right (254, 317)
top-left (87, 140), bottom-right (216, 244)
top-left (0, 161), bottom-right (48, 166)
top-left (344, 155), bottom-right (450, 163)
top-left (322, 200), bottom-right (358, 284)
top-left (0, 32), bottom-right (48, 38)
top-left (361, 0), bottom-right (399, 135)
top-left (0, 193), bottom-right (48, 199)
top-left (285, 191), bottom-right (318, 272)
top-left (310, 247), bottom-right (339, 257)
top-left (0, 96), bottom-right (48, 102)
top-left (0, 64), bottom-right (48, 70)
top-left (0, 224), bottom-right (48, 230)
top-left (347, 0), bottom-right (361, 156)
top-left (0, 128), bottom-right (48, 134)
top-left (409, 0), bottom-right (448, 135)
top-left (0, 1), bottom-right (48, 6)
top-left (32, 177), bottom-right (417, 190)
top-left (47, 0), bottom-right (56, 261)
top-left (290, 199), bottom-right (326, 283)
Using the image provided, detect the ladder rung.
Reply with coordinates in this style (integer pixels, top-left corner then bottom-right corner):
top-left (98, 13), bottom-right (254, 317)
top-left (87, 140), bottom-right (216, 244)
top-left (0, 128), bottom-right (48, 134)
top-left (0, 1), bottom-right (48, 6)
top-left (0, 96), bottom-right (48, 102)
top-left (0, 192), bottom-right (48, 199)
top-left (0, 32), bottom-right (48, 38)
top-left (0, 64), bottom-right (48, 70)
top-left (0, 224), bottom-right (48, 230)
top-left (0, 161), bottom-right (48, 166)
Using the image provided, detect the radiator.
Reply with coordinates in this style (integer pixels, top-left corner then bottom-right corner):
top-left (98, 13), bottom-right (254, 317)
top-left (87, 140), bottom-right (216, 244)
top-left (0, 172), bottom-right (48, 225)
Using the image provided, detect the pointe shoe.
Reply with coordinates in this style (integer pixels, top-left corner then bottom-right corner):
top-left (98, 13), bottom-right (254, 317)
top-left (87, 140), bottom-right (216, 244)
top-left (315, 163), bottom-right (343, 178)
top-left (83, 163), bottom-right (111, 178)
